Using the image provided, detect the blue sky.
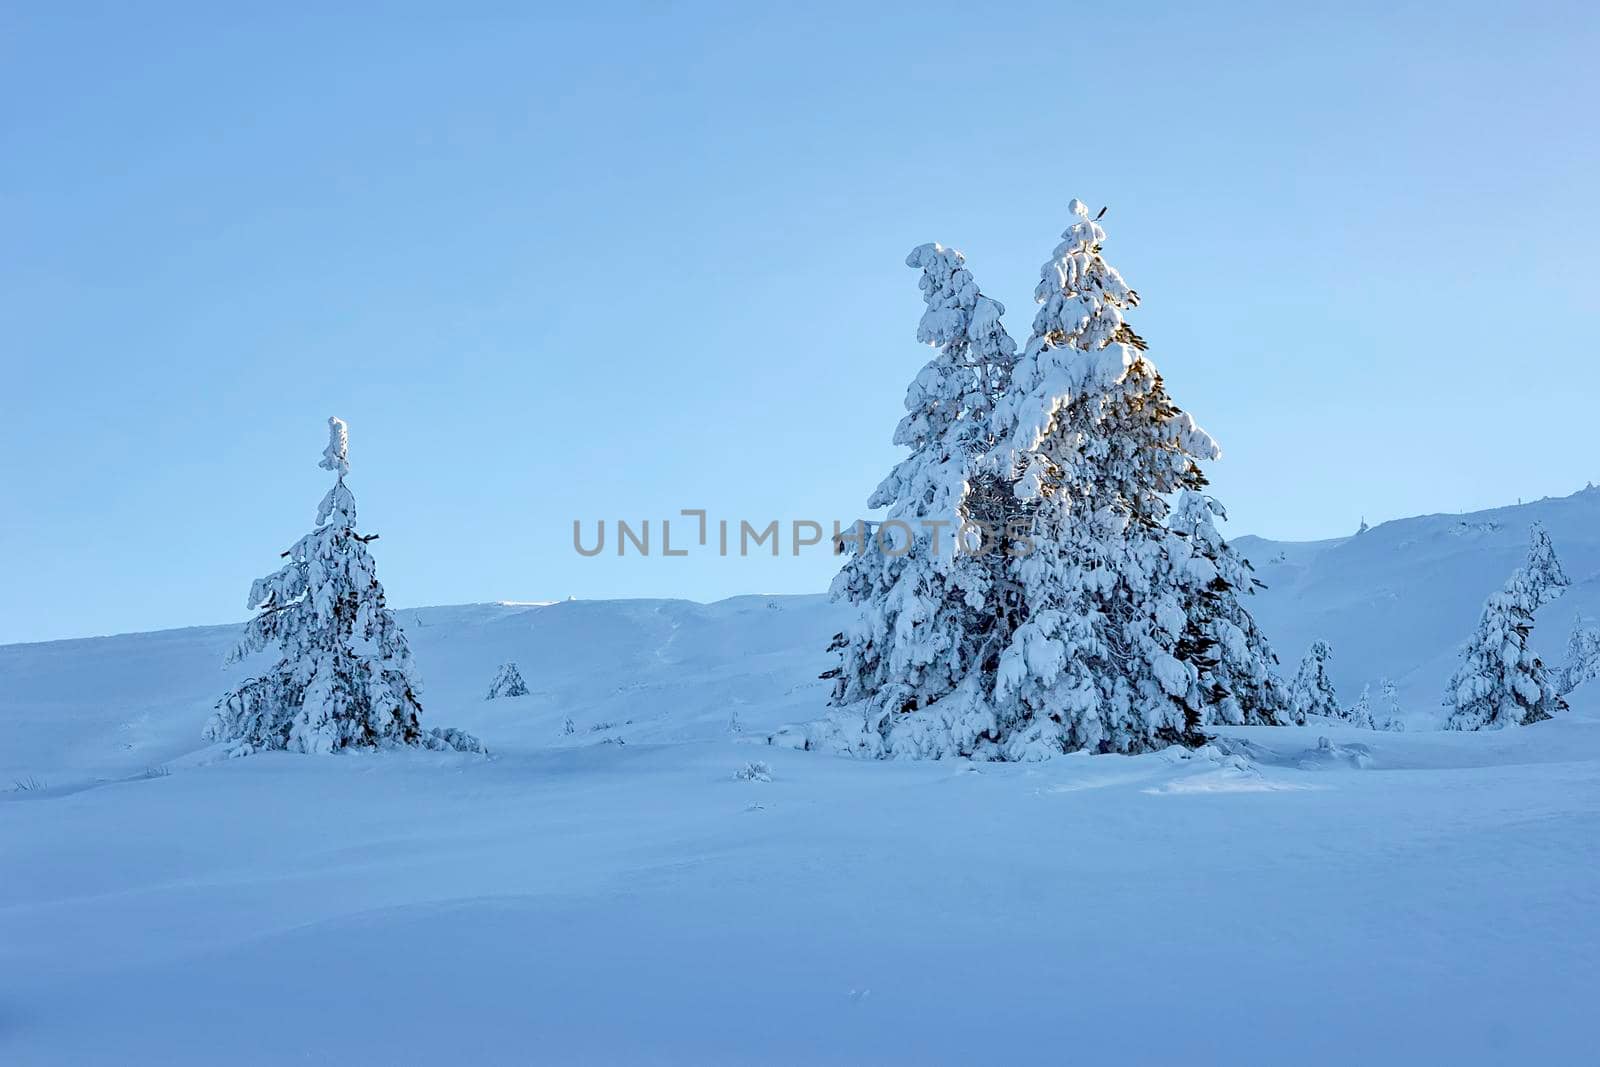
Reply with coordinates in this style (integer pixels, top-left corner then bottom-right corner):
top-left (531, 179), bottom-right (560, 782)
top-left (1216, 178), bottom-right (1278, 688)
top-left (3, 1), bottom-right (1597, 644)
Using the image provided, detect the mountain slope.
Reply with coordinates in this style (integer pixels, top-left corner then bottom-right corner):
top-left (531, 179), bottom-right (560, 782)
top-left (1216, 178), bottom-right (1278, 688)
top-left (1236, 485), bottom-right (1600, 723)
top-left (0, 595), bottom-right (851, 785)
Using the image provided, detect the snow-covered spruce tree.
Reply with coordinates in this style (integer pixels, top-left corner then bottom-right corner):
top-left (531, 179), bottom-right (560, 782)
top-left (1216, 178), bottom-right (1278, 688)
top-left (985, 200), bottom-right (1238, 756)
top-left (1376, 679), bottom-right (1406, 731)
top-left (1559, 613), bottom-right (1600, 695)
top-left (1443, 565), bottom-right (1564, 731)
top-left (207, 418), bottom-right (484, 756)
top-left (825, 243), bottom-right (1018, 758)
top-left (486, 662), bottom-right (529, 700)
top-left (1168, 491), bottom-right (1290, 727)
top-left (1287, 640), bottom-right (1340, 725)
top-left (1345, 685), bottom-right (1375, 730)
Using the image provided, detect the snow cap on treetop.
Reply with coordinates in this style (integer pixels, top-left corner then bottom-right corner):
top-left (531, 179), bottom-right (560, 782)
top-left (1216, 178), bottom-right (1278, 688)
top-left (905, 242), bottom-right (980, 347)
top-left (320, 416), bottom-right (349, 477)
top-left (1061, 198), bottom-right (1106, 251)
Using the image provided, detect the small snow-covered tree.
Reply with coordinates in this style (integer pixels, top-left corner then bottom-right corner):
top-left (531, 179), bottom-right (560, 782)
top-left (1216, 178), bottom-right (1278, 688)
top-left (207, 418), bottom-right (483, 756)
top-left (1168, 491), bottom-right (1289, 727)
top-left (486, 662), bottom-right (529, 700)
top-left (1344, 685), bottom-right (1375, 729)
top-left (1287, 641), bottom-right (1340, 725)
top-left (987, 200), bottom-right (1222, 756)
top-left (1443, 565), bottom-right (1564, 731)
top-left (826, 242), bottom-right (1018, 758)
top-left (1559, 613), bottom-right (1600, 695)
top-left (1375, 679), bottom-right (1405, 731)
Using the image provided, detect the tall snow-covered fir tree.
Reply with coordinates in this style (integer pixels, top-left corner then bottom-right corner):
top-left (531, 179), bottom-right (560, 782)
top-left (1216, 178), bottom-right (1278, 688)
top-left (828, 203), bottom-right (1287, 760)
top-left (984, 200), bottom-right (1248, 757)
top-left (1443, 532), bottom-right (1566, 731)
top-left (1287, 640), bottom-right (1340, 725)
top-left (207, 418), bottom-right (484, 756)
top-left (1442, 569), bottom-right (1564, 730)
top-left (1168, 491), bottom-right (1289, 727)
top-left (826, 242), bottom-right (1018, 758)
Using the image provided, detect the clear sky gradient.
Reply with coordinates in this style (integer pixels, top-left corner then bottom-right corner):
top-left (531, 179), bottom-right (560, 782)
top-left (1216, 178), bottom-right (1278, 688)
top-left (3, 1), bottom-right (1597, 643)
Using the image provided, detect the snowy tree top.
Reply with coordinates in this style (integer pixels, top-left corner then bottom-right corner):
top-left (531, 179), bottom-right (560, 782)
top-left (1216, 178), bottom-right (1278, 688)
top-left (315, 417), bottom-right (355, 526)
top-left (994, 199), bottom-right (1218, 476)
top-left (1058, 198), bottom-right (1107, 253)
top-left (905, 242), bottom-right (978, 347)
top-left (1524, 521), bottom-right (1569, 607)
top-left (320, 416), bottom-right (350, 477)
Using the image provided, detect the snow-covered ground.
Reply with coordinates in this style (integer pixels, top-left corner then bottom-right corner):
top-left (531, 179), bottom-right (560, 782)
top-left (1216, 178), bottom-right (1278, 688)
top-left (4, 493), bottom-right (1600, 1063)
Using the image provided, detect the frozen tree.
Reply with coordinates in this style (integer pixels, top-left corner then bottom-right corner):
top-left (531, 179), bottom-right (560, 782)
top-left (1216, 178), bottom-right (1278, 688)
top-left (1522, 521), bottom-right (1570, 607)
top-left (985, 200), bottom-right (1225, 756)
top-left (485, 662), bottom-right (529, 700)
top-left (1287, 641), bottom-right (1340, 725)
top-left (826, 242), bottom-right (1019, 758)
top-left (1558, 613), bottom-right (1600, 695)
top-left (829, 203), bottom-right (1284, 759)
top-left (207, 417), bottom-right (484, 756)
top-left (1375, 679), bottom-right (1406, 731)
top-left (1443, 565), bottom-right (1564, 731)
top-left (1345, 685), bottom-right (1375, 730)
top-left (1168, 491), bottom-right (1289, 727)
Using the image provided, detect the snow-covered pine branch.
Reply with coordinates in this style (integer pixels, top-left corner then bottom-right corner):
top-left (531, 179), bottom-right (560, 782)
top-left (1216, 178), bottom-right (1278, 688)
top-left (206, 417), bottom-right (484, 756)
top-left (1168, 491), bottom-right (1290, 727)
